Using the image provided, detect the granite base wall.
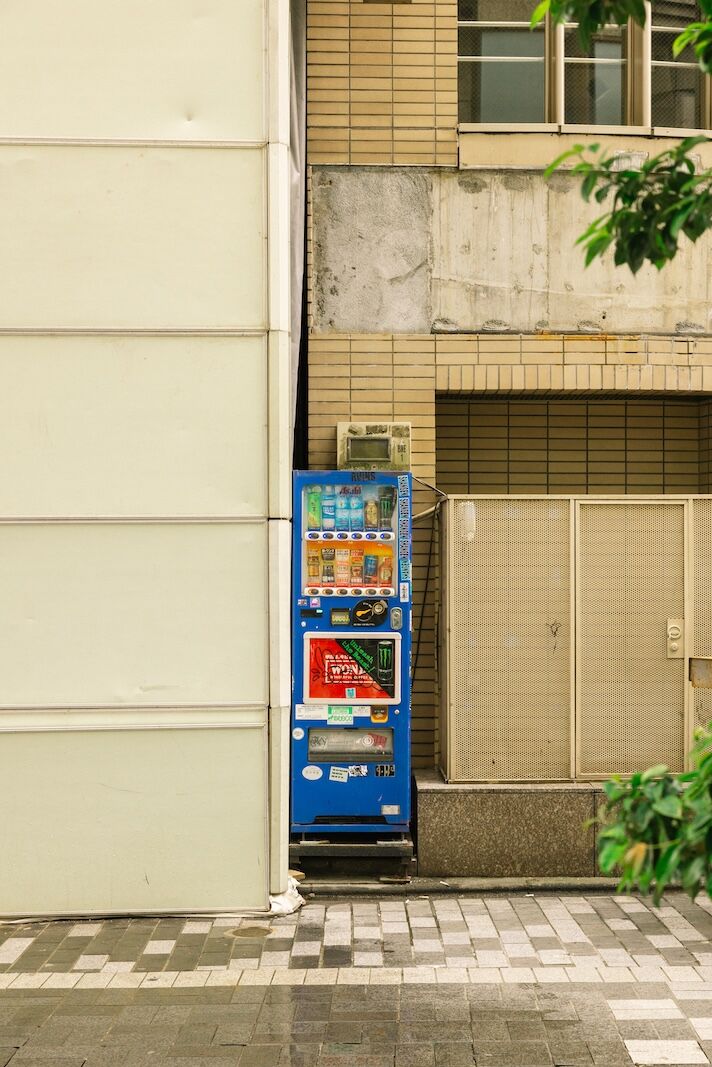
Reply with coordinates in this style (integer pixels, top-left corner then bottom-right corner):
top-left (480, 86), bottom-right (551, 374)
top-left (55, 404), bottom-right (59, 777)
top-left (415, 771), bottom-right (602, 878)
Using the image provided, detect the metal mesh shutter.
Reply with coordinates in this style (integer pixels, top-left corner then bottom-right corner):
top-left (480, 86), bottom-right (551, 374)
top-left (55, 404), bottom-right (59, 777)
top-left (446, 497), bottom-right (572, 782)
top-left (577, 502), bottom-right (686, 776)
top-left (693, 498), bottom-right (712, 730)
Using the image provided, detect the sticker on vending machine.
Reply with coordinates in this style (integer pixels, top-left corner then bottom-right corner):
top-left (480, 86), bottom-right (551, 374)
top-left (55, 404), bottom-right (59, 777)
top-left (295, 703), bottom-right (328, 721)
top-left (399, 582), bottom-right (409, 603)
top-left (327, 706), bottom-right (353, 726)
top-left (329, 767), bottom-right (348, 783)
top-left (348, 765), bottom-right (368, 777)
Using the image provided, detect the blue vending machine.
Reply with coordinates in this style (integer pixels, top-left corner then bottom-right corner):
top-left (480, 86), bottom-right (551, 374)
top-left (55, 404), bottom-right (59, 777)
top-left (291, 470), bottom-right (412, 834)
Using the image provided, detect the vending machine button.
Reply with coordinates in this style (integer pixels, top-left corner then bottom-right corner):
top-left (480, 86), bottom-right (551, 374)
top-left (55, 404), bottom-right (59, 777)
top-left (307, 532), bottom-right (319, 540)
top-left (336, 588), bottom-right (348, 596)
top-left (352, 532), bottom-right (363, 540)
top-left (365, 533), bottom-right (376, 540)
top-left (379, 533), bottom-right (389, 540)
top-left (352, 588), bottom-right (363, 596)
top-left (366, 588), bottom-right (377, 596)
top-left (323, 532), bottom-right (334, 540)
top-left (337, 533), bottom-right (348, 540)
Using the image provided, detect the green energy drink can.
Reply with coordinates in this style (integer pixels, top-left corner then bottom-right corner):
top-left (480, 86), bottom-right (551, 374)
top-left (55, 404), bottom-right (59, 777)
top-left (378, 487), bottom-right (394, 530)
top-left (377, 640), bottom-right (394, 687)
top-left (306, 486), bottom-right (322, 530)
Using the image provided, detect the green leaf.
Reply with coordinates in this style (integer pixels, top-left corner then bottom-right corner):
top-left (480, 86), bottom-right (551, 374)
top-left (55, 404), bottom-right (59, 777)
top-left (654, 843), bottom-right (681, 886)
top-left (652, 795), bottom-right (684, 820)
top-left (641, 764), bottom-right (669, 782)
top-left (530, 0), bottom-right (550, 28)
top-left (544, 146), bottom-right (585, 179)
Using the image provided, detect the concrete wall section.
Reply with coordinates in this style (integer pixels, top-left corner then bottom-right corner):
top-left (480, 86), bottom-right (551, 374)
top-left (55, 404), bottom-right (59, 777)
top-left (311, 167), bottom-right (712, 336)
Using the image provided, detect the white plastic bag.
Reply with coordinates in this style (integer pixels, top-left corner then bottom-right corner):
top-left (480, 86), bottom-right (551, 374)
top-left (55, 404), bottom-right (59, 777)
top-left (269, 875), bottom-right (304, 915)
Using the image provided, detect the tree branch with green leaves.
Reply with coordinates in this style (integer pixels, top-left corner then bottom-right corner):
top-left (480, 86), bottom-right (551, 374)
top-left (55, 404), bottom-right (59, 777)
top-left (545, 137), bottom-right (712, 273)
top-left (597, 724), bottom-right (712, 903)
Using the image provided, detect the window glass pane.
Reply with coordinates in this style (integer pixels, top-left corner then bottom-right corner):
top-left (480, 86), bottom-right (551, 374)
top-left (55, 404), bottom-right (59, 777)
top-left (458, 26), bottom-right (545, 57)
top-left (564, 26), bottom-right (627, 124)
top-left (565, 60), bottom-right (626, 124)
top-left (458, 0), bottom-right (533, 21)
top-left (652, 29), bottom-right (695, 64)
top-left (651, 2), bottom-right (704, 128)
top-left (564, 23), bottom-right (626, 60)
top-left (652, 64), bottom-right (703, 126)
top-left (459, 58), bottom-right (546, 122)
top-left (651, 0), bottom-right (699, 30)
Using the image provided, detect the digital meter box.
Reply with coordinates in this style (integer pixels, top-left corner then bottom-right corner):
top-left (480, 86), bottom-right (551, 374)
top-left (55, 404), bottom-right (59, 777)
top-left (291, 470), bottom-right (412, 834)
top-left (336, 422), bottom-right (411, 472)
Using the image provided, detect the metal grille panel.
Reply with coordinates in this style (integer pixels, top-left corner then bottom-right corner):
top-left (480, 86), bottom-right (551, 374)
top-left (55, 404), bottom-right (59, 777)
top-left (693, 498), bottom-right (712, 729)
top-left (577, 503), bottom-right (686, 776)
top-left (445, 497), bottom-right (572, 782)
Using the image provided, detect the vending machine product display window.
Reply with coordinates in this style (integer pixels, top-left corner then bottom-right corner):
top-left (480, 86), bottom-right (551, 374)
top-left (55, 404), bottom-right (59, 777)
top-left (291, 471), bottom-right (412, 833)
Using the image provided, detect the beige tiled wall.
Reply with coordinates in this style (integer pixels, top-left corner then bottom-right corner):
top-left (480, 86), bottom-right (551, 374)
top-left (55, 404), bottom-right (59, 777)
top-left (309, 335), bottom-right (437, 765)
top-left (437, 398), bottom-right (704, 496)
top-left (307, 331), bottom-right (712, 764)
top-left (307, 0), bottom-right (458, 166)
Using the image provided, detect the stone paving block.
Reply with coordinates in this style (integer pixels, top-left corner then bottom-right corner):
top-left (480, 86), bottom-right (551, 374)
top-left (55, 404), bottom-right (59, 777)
top-left (625, 1038), bottom-right (708, 1063)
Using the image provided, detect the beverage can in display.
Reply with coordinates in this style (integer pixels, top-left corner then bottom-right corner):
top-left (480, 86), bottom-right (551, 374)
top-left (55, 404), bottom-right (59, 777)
top-left (378, 487), bottom-right (394, 530)
top-left (378, 554), bottom-right (393, 586)
top-left (306, 486), bottom-right (322, 530)
top-left (335, 490), bottom-right (350, 532)
top-left (349, 487), bottom-right (364, 531)
top-left (364, 492), bottom-right (379, 531)
top-left (364, 554), bottom-right (378, 582)
top-left (377, 640), bottom-right (394, 686)
top-left (321, 546), bottom-right (335, 586)
top-left (350, 548), bottom-right (364, 584)
top-left (335, 548), bottom-right (350, 586)
top-left (306, 545), bottom-right (321, 583)
top-left (321, 486), bottom-right (336, 530)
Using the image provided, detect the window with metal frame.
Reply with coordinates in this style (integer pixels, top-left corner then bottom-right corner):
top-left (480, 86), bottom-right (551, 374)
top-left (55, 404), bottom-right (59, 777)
top-left (651, 1), bottom-right (708, 129)
top-left (564, 21), bottom-right (628, 125)
top-left (457, 1), bottom-right (548, 124)
top-left (457, 0), bottom-right (710, 130)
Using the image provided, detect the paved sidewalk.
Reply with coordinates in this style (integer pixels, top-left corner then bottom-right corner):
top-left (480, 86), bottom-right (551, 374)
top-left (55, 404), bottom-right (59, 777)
top-left (3, 894), bottom-right (712, 1065)
top-left (2, 893), bottom-right (712, 988)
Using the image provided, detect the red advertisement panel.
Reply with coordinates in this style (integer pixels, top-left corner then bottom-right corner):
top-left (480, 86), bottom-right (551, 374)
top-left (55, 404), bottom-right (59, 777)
top-left (305, 634), bottom-right (399, 703)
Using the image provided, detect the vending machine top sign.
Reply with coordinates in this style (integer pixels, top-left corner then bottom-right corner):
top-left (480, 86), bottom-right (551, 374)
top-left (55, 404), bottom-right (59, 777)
top-left (337, 422), bottom-right (411, 471)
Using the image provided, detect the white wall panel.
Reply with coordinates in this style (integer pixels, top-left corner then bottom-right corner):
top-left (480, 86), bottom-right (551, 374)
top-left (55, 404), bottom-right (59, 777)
top-left (0, 523), bottom-right (268, 708)
top-left (0, 720), bottom-right (268, 915)
top-left (0, 335), bottom-right (267, 518)
top-left (0, 0), bottom-right (265, 143)
top-left (0, 146), bottom-right (265, 329)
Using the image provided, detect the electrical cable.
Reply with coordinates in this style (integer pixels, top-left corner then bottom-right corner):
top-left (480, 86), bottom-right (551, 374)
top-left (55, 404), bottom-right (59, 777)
top-left (413, 475), bottom-right (448, 500)
top-left (411, 497), bottom-right (441, 685)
